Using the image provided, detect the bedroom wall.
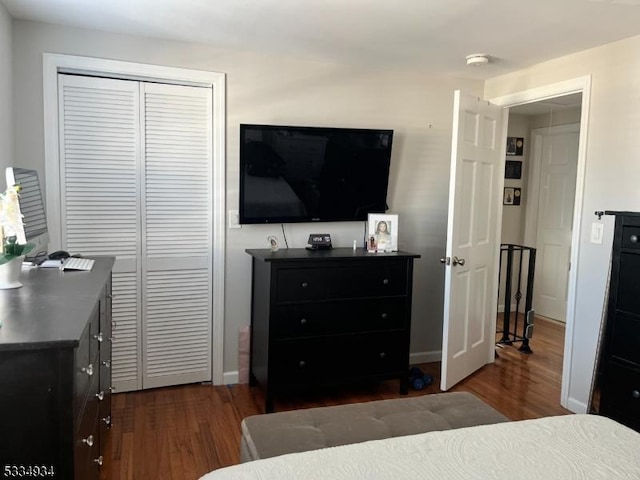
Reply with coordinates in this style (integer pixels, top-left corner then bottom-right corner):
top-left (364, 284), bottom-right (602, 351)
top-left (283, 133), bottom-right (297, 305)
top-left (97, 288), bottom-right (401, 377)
top-left (486, 34), bottom-right (640, 412)
top-left (11, 20), bottom-right (484, 380)
top-left (0, 2), bottom-right (12, 174)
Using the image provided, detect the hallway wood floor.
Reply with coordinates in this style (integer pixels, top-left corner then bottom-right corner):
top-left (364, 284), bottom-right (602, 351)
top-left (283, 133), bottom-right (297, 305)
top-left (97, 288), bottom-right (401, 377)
top-left (101, 316), bottom-right (569, 480)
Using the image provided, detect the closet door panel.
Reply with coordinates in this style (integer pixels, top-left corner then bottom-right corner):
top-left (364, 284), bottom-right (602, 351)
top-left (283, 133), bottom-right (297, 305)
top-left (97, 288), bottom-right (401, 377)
top-left (58, 75), bottom-right (142, 392)
top-left (140, 83), bottom-right (212, 388)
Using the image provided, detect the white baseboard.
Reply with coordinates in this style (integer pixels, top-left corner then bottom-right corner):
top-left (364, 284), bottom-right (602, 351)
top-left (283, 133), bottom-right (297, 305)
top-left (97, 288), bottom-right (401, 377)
top-left (497, 303), bottom-right (518, 313)
top-left (221, 351), bottom-right (443, 386)
top-left (565, 396), bottom-right (588, 414)
top-left (222, 370), bottom-right (239, 385)
top-left (409, 350), bottom-right (442, 364)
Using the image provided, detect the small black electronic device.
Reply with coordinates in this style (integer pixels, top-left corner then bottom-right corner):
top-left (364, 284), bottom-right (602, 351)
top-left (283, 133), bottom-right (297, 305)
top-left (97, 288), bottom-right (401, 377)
top-left (306, 234), bottom-right (332, 250)
top-left (48, 250), bottom-right (70, 260)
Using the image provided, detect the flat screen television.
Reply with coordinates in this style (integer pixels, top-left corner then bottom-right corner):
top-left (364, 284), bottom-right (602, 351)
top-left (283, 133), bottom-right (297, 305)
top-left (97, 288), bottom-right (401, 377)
top-left (239, 124), bottom-right (393, 224)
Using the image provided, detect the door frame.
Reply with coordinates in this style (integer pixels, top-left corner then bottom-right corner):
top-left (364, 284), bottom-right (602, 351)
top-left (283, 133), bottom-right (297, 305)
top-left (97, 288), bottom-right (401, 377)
top-left (490, 75), bottom-right (591, 412)
top-left (42, 53), bottom-right (227, 386)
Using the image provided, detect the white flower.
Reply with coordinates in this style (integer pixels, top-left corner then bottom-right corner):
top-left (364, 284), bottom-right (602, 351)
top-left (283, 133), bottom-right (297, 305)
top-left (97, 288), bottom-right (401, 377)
top-left (0, 184), bottom-right (24, 239)
top-left (0, 184), bottom-right (33, 264)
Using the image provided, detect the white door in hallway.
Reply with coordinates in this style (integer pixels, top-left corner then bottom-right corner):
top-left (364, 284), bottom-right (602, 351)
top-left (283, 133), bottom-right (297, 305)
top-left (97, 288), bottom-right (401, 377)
top-left (441, 91), bottom-right (506, 391)
top-left (529, 124), bottom-right (579, 323)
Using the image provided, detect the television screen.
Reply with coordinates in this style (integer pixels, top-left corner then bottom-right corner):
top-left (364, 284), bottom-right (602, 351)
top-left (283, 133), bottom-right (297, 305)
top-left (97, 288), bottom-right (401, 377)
top-left (239, 124), bottom-right (393, 224)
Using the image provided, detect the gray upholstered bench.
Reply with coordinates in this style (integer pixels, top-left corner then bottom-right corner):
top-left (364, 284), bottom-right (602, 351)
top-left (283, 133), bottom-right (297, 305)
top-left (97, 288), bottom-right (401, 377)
top-left (240, 391), bottom-right (509, 462)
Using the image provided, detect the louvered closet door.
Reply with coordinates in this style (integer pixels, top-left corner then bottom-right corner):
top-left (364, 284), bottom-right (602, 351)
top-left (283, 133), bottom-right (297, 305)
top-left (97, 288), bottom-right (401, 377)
top-left (58, 75), bottom-right (213, 392)
top-left (140, 83), bottom-right (212, 389)
top-left (58, 75), bottom-right (142, 392)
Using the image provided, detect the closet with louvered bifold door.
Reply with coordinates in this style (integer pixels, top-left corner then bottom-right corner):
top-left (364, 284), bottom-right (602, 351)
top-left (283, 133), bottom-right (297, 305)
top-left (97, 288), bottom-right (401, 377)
top-left (58, 74), bottom-right (213, 392)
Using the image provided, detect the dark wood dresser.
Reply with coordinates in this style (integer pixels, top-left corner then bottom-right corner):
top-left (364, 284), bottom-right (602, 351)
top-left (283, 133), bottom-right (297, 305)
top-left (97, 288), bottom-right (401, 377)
top-left (0, 257), bottom-right (114, 479)
top-left (246, 248), bottom-right (420, 412)
top-left (600, 211), bottom-right (640, 431)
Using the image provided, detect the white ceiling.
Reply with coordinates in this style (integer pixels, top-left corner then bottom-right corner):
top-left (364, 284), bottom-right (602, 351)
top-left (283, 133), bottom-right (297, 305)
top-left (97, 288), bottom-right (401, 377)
top-left (3, 0), bottom-right (640, 80)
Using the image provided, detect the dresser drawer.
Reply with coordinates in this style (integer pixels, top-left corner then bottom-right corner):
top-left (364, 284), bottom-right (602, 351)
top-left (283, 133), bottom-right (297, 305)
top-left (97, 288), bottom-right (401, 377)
top-left (600, 362), bottom-right (640, 431)
top-left (272, 298), bottom-right (406, 339)
top-left (88, 302), bottom-right (101, 362)
top-left (609, 312), bottom-right (640, 366)
top-left (75, 389), bottom-right (100, 480)
top-left (275, 261), bottom-right (408, 303)
top-left (74, 323), bottom-right (97, 426)
top-left (617, 253), bottom-right (640, 315)
top-left (622, 226), bottom-right (640, 250)
top-left (270, 331), bottom-right (405, 385)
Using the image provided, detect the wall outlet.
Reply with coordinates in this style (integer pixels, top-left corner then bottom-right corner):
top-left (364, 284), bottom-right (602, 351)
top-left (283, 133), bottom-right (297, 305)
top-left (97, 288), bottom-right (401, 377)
top-left (228, 209), bottom-right (241, 229)
top-left (590, 222), bottom-right (604, 244)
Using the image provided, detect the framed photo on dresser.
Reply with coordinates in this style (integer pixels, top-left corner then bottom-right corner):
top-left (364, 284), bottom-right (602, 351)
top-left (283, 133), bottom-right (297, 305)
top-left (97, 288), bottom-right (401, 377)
top-left (367, 213), bottom-right (399, 252)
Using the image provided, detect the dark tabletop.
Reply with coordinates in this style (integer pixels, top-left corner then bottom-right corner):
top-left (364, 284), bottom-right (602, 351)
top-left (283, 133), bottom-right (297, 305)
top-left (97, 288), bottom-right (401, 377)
top-left (0, 257), bottom-right (115, 351)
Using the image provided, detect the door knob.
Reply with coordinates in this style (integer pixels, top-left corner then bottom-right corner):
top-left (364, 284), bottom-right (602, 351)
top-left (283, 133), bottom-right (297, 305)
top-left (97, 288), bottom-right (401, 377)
top-left (452, 256), bottom-right (465, 266)
top-left (440, 257), bottom-right (450, 265)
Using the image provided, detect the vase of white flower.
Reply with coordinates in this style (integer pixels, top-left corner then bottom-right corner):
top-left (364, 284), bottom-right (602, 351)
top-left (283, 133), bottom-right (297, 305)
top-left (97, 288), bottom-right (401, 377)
top-left (0, 184), bottom-right (34, 289)
top-left (0, 254), bottom-right (25, 289)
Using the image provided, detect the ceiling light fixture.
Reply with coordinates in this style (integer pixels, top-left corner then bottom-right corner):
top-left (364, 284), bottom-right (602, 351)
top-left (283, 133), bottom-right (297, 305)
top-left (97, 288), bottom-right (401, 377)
top-left (466, 54), bottom-right (489, 66)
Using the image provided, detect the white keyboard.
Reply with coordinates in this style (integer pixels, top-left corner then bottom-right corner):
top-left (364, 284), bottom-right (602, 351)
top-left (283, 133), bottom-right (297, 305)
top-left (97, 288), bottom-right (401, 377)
top-left (60, 257), bottom-right (95, 271)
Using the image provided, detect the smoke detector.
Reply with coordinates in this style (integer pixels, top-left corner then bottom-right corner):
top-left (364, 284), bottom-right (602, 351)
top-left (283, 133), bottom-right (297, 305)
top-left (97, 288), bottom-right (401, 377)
top-left (466, 54), bottom-right (490, 66)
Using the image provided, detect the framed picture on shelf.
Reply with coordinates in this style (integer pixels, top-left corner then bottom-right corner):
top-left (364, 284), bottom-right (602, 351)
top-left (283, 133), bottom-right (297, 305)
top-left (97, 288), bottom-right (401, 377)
top-left (503, 187), bottom-right (522, 206)
top-left (267, 235), bottom-right (279, 251)
top-left (367, 213), bottom-right (399, 252)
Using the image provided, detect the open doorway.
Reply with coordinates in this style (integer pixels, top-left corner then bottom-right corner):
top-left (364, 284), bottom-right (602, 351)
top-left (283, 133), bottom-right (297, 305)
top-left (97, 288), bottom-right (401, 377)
top-left (497, 92), bottom-right (583, 396)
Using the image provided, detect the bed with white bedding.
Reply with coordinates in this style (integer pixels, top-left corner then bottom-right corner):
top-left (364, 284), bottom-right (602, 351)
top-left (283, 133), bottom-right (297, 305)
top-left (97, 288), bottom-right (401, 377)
top-left (200, 414), bottom-right (640, 480)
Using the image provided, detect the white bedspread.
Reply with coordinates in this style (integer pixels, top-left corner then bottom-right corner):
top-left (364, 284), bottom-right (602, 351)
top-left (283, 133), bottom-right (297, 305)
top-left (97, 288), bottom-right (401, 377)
top-left (201, 414), bottom-right (640, 480)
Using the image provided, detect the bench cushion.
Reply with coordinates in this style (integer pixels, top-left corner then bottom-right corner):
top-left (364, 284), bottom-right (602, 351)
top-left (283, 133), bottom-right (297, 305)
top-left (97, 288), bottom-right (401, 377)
top-left (240, 392), bottom-right (509, 462)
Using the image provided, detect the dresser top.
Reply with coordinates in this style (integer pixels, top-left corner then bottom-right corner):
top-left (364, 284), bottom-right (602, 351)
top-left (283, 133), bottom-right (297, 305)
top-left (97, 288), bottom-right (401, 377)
top-left (605, 211), bottom-right (640, 217)
top-left (0, 257), bottom-right (115, 351)
top-left (246, 247), bottom-right (420, 262)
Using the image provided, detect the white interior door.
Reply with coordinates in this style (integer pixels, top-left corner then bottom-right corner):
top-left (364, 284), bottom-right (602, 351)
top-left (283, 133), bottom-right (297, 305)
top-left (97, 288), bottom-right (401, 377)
top-left (140, 82), bottom-right (213, 389)
top-left (58, 74), bottom-right (143, 392)
top-left (528, 125), bottom-right (579, 322)
top-left (441, 90), bottom-right (505, 390)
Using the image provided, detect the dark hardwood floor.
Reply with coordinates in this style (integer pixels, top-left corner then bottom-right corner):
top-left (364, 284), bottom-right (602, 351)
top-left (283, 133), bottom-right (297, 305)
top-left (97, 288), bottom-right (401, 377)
top-left (101, 316), bottom-right (569, 480)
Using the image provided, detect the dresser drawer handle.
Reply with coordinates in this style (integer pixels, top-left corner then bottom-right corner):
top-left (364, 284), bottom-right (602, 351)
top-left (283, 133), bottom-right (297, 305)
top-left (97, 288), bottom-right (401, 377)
top-left (379, 352), bottom-right (387, 359)
top-left (381, 313), bottom-right (388, 319)
top-left (82, 435), bottom-right (94, 447)
top-left (112, 320), bottom-right (117, 330)
top-left (632, 390), bottom-right (640, 399)
top-left (94, 456), bottom-right (103, 466)
top-left (109, 386), bottom-right (116, 393)
top-left (299, 360), bottom-right (306, 368)
top-left (102, 415), bottom-right (111, 425)
top-left (81, 364), bottom-right (94, 376)
top-left (102, 360), bottom-right (111, 368)
top-left (108, 336), bottom-right (115, 343)
top-left (96, 391), bottom-right (105, 401)
top-left (301, 282), bottom-right (309, 288)
top-left (631, 235), bottom-right (638, 243)
top-left (382, 278), bottom-right (389, 285)
top-left (93, 332), bottom-right (103, 342)
top-left (300, 318), bottom-right (307, 325)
